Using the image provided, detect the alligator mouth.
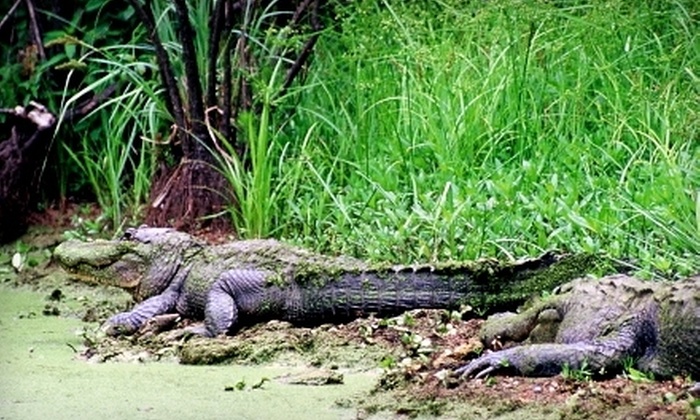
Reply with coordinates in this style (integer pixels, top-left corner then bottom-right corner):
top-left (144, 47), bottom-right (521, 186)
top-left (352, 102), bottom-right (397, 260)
top-left (62, 262), bottom-right (140, 290)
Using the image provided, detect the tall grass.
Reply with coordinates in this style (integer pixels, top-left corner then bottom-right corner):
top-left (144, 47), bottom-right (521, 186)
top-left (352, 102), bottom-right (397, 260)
top-left (57, 39), bottom-right (162, 230)
top-left (57, 0), bottom-right (698, 275)
top-left (265, 0), bottom-right (699, 275)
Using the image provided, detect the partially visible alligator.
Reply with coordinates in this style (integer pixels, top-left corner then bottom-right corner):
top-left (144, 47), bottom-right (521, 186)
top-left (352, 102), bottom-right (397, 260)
top-left (456, 274), bottom-right (699, 380)
top-left (53, 226), bottom-right (599, 337)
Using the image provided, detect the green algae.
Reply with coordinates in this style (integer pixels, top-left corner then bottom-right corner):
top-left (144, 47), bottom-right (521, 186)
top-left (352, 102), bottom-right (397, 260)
top-left (470, 252), bottom-right (610, 313)
top-left (0, 285), bottom-right (379, 420)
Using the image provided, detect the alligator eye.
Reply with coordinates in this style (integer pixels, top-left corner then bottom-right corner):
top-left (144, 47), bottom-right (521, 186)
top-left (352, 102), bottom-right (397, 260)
top-left (120, 228), bottom-right (136, 241)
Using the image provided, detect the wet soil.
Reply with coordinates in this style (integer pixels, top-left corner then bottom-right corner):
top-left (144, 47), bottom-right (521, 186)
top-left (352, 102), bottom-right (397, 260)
top-left (1, 221), bottom-right (698, 419)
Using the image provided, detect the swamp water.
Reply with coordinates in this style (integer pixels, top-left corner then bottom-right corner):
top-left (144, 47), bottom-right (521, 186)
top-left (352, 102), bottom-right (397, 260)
top-left (0, 285), bottom-right (380, 420)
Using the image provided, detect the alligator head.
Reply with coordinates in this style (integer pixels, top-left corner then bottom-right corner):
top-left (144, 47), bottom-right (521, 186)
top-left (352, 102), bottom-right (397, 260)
top-left (54, 226), bottom-right (200, 301)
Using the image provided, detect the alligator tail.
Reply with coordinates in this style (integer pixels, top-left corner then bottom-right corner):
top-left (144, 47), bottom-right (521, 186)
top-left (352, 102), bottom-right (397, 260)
top-left (291, 251), bottom-right (595, 323)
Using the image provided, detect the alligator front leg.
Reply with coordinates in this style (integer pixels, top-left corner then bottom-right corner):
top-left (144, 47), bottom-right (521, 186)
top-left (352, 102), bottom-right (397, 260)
top-left (105, 291), bottom-right (180, 335)
top-left (456, 320), bottom-right (650, 378)
top-left (103, 267), bottom-right (189, 336)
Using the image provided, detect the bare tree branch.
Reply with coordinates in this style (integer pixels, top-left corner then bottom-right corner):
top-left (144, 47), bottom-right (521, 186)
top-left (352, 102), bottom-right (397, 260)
top-left (206, 0), bottom-right (226, 111)
top-left (280, 0), bottom-right (321, 98)
top-left (126, 0), bottom-right (186, 156)
top-left (221, 0), bottom-right (234, 143)
top-left (24, 0), bottom-right (45, 60)
top-left (172, 0), bottom-right (207, 155)
top-left (291, 0), bottom-right (313, 26)
top-left (0, 0), bottom-right (22, 34)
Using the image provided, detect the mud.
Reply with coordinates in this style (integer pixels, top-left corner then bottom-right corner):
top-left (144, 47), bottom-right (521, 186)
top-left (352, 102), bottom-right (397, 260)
top-left (1, 226), bottom-right (698, 419)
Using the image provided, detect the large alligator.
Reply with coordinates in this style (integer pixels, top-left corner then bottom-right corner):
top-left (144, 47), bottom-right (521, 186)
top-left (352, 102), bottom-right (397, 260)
top-left (456, 274), bottom-right (699, 380)
top-left (53, 226), bottom-right (598, 338)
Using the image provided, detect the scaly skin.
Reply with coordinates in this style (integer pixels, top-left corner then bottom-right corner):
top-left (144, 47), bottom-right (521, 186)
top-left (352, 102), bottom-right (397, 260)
top-left (54, 226), bottom-right (600, 338)
top-left (456, 274), bottom-right (700, 380)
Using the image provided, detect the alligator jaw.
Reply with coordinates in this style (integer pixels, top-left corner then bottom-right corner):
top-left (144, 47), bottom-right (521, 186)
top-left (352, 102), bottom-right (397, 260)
top-left (53, 239), bottom-right (144, 292)
top-left (61, 263), bottom-right (141, 290)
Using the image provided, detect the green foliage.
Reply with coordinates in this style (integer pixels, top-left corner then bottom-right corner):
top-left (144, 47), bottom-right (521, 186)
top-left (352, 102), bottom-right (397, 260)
top-left (56, 35), bottom-right (160, 230)
top-left (213, 70), bottom-right (280, 238)
top-left (624, 367), bottom-right (655, 383)
top-left (209, 3), bottom-right (323, 237)
top-left (262, 0), bottom-right (699, 274)
top-left (561, 361), bottom-right (593, 382)
top-left (379, 355), bottom-right (397, 369)
top-left (62, 205), bottom-right (111, 241)
top-left (621, 356), bottom-right (655, 382)
top-left (0, 4), bottom-right (140, 204)
top-left (10, 0), bottom-right (695, 277)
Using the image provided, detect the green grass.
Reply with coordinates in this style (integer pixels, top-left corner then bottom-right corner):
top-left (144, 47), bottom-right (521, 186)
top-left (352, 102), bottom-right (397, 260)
top-left (56, 38), bottom-right (161, 231)
top-left (57, 0), bottom-right (698, 275)
top-left (265, 0), bottom-right (698, 274)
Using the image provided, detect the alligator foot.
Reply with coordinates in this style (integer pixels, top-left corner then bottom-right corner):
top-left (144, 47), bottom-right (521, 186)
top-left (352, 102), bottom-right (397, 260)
top-left (161, 323), bottom-right (209, 342)
top-left (137, 314), bottom-right (181, 338)
top-left (689, 382), bottom-right (700, 398)
top-left (454, 349), bottom-right (515, 379)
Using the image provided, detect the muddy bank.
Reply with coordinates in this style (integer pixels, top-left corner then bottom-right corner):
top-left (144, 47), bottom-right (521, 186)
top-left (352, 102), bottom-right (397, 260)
top-left (0, 230), bottom-right (376, 419)
top-left (0, 285), bottom-right (385, 420)
top-left (1, 227), bottom-right (698, 419)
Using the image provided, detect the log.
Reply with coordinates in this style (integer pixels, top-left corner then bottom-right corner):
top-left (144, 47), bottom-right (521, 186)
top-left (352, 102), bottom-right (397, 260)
top-left (0, 101), bottom-right (56, 243)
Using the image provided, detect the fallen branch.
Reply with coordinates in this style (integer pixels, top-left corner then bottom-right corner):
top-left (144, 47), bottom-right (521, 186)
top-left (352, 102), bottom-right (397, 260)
top-left (0, 0), bottom-right (22, 33)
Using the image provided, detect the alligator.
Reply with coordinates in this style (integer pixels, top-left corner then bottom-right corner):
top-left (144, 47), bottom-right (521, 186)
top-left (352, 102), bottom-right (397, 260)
top-left (455, 274), bottom-right (699, 381)
top-left (53, 226), bottom-right (599, 338)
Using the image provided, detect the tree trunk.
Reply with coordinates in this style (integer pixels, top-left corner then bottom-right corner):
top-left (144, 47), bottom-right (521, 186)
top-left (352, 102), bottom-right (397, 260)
top-left (0, 102), bottom-right (56, 243)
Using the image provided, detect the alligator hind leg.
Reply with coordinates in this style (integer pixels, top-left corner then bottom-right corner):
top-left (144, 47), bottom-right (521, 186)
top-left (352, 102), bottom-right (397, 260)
top-left (203, 269), bottom-right (269, 337)
top-left (204, 279), bottom-right (240, 337)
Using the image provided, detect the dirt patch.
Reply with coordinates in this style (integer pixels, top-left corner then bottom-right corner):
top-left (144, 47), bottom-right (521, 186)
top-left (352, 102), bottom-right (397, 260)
top-left (73, 306), bottom-right (700, 419)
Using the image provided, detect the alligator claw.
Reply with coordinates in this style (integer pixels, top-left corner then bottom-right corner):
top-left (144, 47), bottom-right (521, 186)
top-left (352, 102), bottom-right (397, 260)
top-left (102, 313), bottom-right (140, 336)
top-left (137, 314), bottom-right (180, 337)
top-left (455, 351), bottom-right (510, 379)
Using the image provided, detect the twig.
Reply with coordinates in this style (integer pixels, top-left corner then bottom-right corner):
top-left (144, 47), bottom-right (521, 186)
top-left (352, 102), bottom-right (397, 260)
top-left (24, 0), bottom-right (45, 60)
top-left (172, 0), bottom-right (207, 155)
top-left (0, 0), bottom-right (22, 34)
top-left (126, 0), bottom-right (186, 154)
top-left (280, 0), bottom-right (321, 97)
top-left (236, 36), bottom-right (253, 113)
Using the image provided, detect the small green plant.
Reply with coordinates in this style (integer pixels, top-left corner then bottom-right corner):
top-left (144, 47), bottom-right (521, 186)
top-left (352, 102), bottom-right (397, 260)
top-left (625, 366), bottom-right (655, 383)
top-left (622, 357), bottom-right (655, 382)
top-left (358, 324), bottom-right (374, 339)
top-left (379, 355), bottom-right (397, 369)
top-left (484, 376), bottom-right (498, 387)
top-left (561, 361), bottom-right (593, 382)
top-left (223, 378), bottom-right (247, 391)
top-left (401, 312), bottom-right (416, 327)
top-left (377, 318), bottom-right (395, 328)
top-left (399, 331), bottom-right (415, 346)
top-left (62, 210), bottom-right (111, 241)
